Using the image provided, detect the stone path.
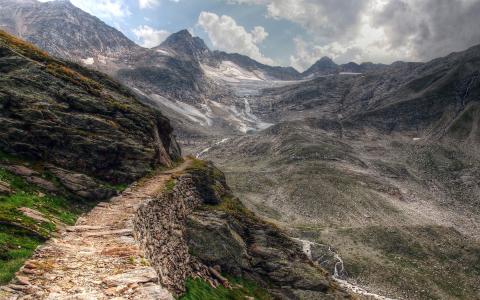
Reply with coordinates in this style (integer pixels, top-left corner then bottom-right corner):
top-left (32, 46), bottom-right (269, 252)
top-left (0, 160), bottom-right (191, 300)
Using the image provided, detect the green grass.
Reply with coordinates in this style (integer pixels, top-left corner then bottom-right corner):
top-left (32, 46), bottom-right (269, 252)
top-left (0, 224), bottom-right (44, 284)
top-left (164, 179), bottom-right (176, 193)
top-left (328, 225), bottom-right (480, 300)
top-left (207, 195), bottom-right (255, 220)
top-left (180, 277), bottom-right (272, 300)
top-left (0, 159), bottom-right (85, 284)
top-left (0, 169), bottom-right (80, 228)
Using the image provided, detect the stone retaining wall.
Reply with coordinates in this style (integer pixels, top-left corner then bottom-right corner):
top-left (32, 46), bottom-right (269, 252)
top-left (132, 173), bottom-right (210, 295)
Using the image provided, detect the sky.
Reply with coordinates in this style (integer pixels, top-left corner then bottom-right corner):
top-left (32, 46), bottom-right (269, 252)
top-left (44, 0), bottom-right (480, 71)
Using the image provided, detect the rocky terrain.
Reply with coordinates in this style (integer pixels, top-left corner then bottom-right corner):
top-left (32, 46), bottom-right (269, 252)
top-left (0, 1), bottom-right (479, 299)
top-left (0, 157), bottom-right (356, 300)
top-left (0, 30), bottom-right (180, 183)
top-left (195, 44), bottom-right (480, 299)
top-left (0, 0), bottom-right (389, 138)
top-left (0, 0), bottom-right (138, 61)
top-left (0, 23), bottom-right (356, 300)
top-left (0, 29), bottom-right (181, 295)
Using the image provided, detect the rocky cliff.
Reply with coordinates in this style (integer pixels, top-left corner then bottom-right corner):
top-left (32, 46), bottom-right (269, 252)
top-left (133, 159), bottom-right (352, 299)
top-left (0, 30), bottom-right (180, 184)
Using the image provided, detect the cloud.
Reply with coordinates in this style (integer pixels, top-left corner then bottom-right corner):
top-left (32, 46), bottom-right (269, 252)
top-left (229, 0), bottom-right (369, 42)
top-left (251, 26), bottom-right (269, 43)
top-left (69, 0), bottom-right (131, 20)
top-left (289, 37), bottom-right (363, 71)
top-left (138, 0), bottom-right (160, 9)
top-left (372, 0), bottom-right (480, 61)
top-left (230, 0), bottom-right (480, 68)
top-left (39, 0), bottom-right (131, 19)
top-left (197, 11), bottom-right (274, 65)
top-left (133, 25), bottom-right (170, 48)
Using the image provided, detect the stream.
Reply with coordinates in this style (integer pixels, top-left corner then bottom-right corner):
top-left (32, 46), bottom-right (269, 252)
top-left (292, 238), bottom-right (397, 300)
top-left (195, 138), bottom-right (230, 159)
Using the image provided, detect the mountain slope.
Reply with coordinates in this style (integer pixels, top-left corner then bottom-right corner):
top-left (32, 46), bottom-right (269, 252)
top-left (0, 0), bottom-right (138, 62)
top-left (190, 43), bottom-right (480, 299)
top-left (0, 30), bottom-right (180, 183)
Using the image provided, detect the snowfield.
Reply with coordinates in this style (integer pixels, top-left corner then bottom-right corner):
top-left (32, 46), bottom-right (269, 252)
top-left (150, 94), bottom-right (212, 126)
top-left (201, 61), bottom-right (267, 83)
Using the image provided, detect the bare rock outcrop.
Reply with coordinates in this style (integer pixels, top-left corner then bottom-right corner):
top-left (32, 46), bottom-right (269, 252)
top-left (133, 160), bottom-right (351, 299)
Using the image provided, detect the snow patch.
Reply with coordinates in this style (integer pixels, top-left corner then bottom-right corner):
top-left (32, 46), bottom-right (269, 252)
top-left (202, 61), bottom-right (267, 83)
top-left (155, 48), bottom-right (172, 56)
top-left (149, 94), bottom-right (212, 126)
top-left (339, 72), bottom-right (362, 75)
top-left (196, 138), bottom-right (230, 159)
top-left (81, 57), bottom-right (94, 65)
top-left (208, 99), bottom-right (273, 133)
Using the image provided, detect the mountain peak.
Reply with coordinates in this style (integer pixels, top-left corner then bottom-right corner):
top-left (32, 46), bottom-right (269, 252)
top-left (318, 56), bottom-right (334, 63)
top-left (158, 29), bottom-right (210, 60)
top-left (302, 56), bottom-right (338, 77)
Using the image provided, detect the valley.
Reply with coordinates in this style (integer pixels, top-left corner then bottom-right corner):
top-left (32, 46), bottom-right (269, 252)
top-left (0, 0), bottom-right (479, 299)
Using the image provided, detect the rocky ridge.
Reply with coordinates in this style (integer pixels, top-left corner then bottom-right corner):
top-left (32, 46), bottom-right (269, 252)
top-left (0, 30), bottom-right (180, 184)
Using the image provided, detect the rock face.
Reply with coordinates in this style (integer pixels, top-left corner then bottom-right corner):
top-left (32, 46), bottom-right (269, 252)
top-left (0, 30), bottom-right (180, 184)
top-left (302, 57), bottom-right (339, 77)
top-left (133, 160), bottom-right (351, 299)
top-left (157, 29), bottom-right (210, 61)
top-left (47, 165), bottom-right (117, 200)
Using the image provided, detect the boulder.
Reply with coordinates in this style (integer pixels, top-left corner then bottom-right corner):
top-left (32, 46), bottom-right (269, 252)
top-left (47, 165), bottom-right (116, 200)
top-left (4, 165), bottom-right (39, 177)
top-left (0, 180), bottom-right (11, 195)
top-left (25, 176), bottom-right (59, 193)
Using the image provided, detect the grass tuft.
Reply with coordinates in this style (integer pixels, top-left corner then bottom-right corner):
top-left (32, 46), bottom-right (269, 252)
top-left (180, 277), bottom-right (272, 300)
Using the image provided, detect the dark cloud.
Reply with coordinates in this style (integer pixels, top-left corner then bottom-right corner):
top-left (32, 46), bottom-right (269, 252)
top-left (373, 0), bottom-right (480, 60)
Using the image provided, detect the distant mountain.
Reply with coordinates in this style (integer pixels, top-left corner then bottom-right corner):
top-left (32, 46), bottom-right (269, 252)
top-left (302, 56), bottom-right (338, 77)
top-left (255, 43), bottom-right (480, 141)
top-left (209, 51), bottom-right (301, 81)
top-left (0, 0), bottom-right (138, 62)
top-left (156, 29), bottom-right (210, 61)
top-left (155, 29), bottom-right (301, 80)
top-left (302, 56), bottom-right (387, 77)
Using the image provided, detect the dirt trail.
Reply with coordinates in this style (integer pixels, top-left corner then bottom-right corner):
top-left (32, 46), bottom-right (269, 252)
top-left (0, 160), bottom-right (191, 300)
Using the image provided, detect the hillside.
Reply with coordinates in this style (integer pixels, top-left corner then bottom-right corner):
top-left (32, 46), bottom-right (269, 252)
top-left (0, 1), bottom-right (480, 299)
top-left (196, 44), bottom-right (480, 300)
top-left (0, 30), bottom-right (181, 287)
top-left (0, 30), bottom-right (180, 183)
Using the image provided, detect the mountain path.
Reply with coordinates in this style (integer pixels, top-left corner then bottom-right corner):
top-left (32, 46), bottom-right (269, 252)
top-left (0, 160), bottom-right (192, 300)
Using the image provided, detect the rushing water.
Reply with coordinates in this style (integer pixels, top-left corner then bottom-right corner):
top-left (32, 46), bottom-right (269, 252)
top-left (292, 238), bottom-right (397, 300)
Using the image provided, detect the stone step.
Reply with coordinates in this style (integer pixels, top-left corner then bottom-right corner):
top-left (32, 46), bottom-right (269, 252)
top-left (83, 229), bottom-right (133, 237)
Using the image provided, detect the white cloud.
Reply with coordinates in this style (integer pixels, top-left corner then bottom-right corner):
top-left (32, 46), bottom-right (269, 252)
top-left (251, 26), bottom-right (269, 43)
top-left (197, 11), bottom-right (274, 65)
top-left (70, 0), bottom-right (131, 20)
top-left (229, 0), bottom-right (369, 41)
top-left (133, 25), bottom-right (170, 48)
top-left (138, 0), bottom-right (159, 9)
top-left (38, 0), bottom-right (131, 19)
top-left (232, 0), bottom-right (480, 68)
